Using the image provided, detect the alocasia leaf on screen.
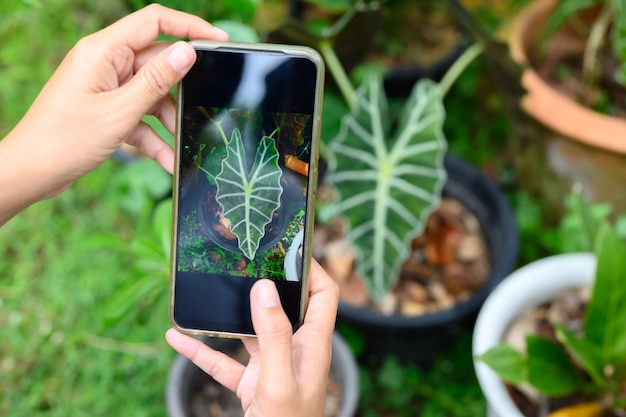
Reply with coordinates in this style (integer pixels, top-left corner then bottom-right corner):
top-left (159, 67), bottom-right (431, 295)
top-left (215, 128), bottom-right (283, 260)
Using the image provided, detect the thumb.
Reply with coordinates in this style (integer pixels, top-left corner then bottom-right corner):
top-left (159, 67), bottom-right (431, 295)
top-left (250, 280), bottom-right (295, 386)
top-left (123, 41), bottom-right (196, 111)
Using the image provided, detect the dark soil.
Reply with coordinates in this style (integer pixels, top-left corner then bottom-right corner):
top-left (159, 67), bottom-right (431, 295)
top-left (314, 197), bottom-right (490, 316)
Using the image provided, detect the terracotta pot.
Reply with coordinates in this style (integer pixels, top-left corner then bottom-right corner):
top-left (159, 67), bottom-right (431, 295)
top-left (509, 0), bottom-right (626, 153)
top-left (507, 0), bottom-right (626, 216)
top-left (472, 253), bottom-right (595, 417)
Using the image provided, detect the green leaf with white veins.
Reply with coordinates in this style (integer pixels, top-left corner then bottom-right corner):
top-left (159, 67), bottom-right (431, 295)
top-left (215, 128), bottom-right (283, 260)
top-left (326, 76), bottom-right (447, 303)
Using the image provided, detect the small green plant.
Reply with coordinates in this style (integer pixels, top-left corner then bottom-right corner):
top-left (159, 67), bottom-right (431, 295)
top-left (358, 332), bottom-right (485, 417)
top-left (479, 191), bottom-right (626, 415)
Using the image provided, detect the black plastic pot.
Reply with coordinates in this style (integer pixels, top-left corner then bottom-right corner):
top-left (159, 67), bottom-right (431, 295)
top-left (196, 183), bottom-right (291, 255)
top-left (336, 154), bottom-right (519, 365)
top-left (166, 332), bottom-right (360, 417)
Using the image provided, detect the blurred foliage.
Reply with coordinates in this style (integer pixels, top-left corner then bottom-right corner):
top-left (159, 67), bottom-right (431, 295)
top-left (0, 160), bottom-right (173, 416)
top-left (514, 187), bottom-right (626, 264)
top-left (357, 331), bottom-right (485, 417)
top-left (458, 0), bottom-right (528, 31)
top-left (0, 0), bottom-right (127, 136)
top-left (125, 0), bottom-right (261, 24)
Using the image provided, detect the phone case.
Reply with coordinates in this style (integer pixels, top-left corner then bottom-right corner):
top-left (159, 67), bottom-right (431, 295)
top-left (170, 41), bottom-right (325, 338)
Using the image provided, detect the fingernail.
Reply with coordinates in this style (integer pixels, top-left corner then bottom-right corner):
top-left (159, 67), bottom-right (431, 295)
top-left (256, 280), bottom-right (280, 308)
top-left (167, 42), bottom-right (195, 73)
top-left (213, 26), bottom-right (229, 39)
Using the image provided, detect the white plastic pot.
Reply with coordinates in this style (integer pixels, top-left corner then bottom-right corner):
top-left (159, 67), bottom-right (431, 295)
top-left (472, 253), bottom-right (596, 417)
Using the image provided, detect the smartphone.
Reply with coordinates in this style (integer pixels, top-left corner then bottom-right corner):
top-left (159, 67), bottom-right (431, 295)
top-left (170, 41), bottom-right (324, 338)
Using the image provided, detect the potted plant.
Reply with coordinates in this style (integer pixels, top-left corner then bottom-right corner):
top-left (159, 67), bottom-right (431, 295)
top-left (166, 332), bottom-right (360, 417)
top-left (279, 4), bottom-right (518, 363)
top-left (474, 192), bottom-right (626, 416)
top-left (505, 0), bottom-right (626, 216)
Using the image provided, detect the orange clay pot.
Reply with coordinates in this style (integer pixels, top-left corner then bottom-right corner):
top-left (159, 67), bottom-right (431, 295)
top-left (509, 0), bottom-right (626, 154)
top-left (506, 0), bottom-right (626, 217)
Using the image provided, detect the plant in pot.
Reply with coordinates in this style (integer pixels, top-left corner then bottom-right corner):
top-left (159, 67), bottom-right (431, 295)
top-left (295, 5), bottom-right (518, 364)
top-left (504, 0), bottom-right (626, 216)
top-left (474, 191), bottom-right (626, 417)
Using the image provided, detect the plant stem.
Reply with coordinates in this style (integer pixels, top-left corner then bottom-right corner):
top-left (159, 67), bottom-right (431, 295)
top-left (318, 39), bottom-right (358, 111)
top-left (438, 42), bottom-right (484, 99)
top-left (582, 1), bottom-right (613, 97)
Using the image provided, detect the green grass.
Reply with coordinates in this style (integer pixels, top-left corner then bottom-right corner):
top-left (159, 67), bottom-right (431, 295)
top-left (0, 0), bottom-right (127, 136)
top-left (0, 2), bottom-right (178, 415)
top-left (0, 160), bottom-right (174, 417)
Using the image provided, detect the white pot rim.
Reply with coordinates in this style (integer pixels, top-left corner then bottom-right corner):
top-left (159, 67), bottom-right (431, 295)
top-left (472, 253), bottom-right (596, 417)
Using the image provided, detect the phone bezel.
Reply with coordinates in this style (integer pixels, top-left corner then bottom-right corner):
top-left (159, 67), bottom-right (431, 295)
top-left (169, 41), bottom-right (324, 338)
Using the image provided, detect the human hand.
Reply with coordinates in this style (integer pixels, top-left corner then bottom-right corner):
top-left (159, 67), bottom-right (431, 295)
top-left (0, 5), bottom-right (227, 223)
top-left (165, 260), bottom-right (340, 417)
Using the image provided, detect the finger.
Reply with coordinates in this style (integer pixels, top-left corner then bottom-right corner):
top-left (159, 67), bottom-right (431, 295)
top-left (98, 4), bottom-right (228, 52)
top-left (124, 41), bottom-right (195, 105)
top-left (290, 260), bottom-right (339, 381)
top-left (134, 43), bottom-right (179, 136)
top-left (250, 280), bottom-right (295, 387)
top-left (133, 41), bottom-right (172, 74)
top-left (151, 92), bottom-right (177, 136)
top-left (302, 259), bottom-right (340, 333)
top-left (165, 328), bottom-right (245, 392)
top-left (125, 121), bottom-right (174, 173)
top-left (114, 40), bottom-right (193, 144)
top-left (242, 337), bottom-right (260, 357)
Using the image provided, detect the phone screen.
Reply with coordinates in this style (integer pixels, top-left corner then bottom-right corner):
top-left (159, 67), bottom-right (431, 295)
top-left (171, 45), bottom-right (321, 336)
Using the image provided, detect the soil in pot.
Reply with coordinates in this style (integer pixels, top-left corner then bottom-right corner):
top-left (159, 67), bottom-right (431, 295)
top-left (197, 182), bottom-right (290, 255)
top-left (527, 5), bottom-right (626, 119)
top-left (499, 287), bottom-right (624, 417)
top-left (314, 197), bottom-right (491, 317)
top-left (506, 0), bottom-right (626, 218)
top-left (187, 344), bottom-right (343, 417)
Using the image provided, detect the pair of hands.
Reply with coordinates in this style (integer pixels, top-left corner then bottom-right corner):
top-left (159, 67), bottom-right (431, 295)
top-left (0, 5), bottom-right (340, 417)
